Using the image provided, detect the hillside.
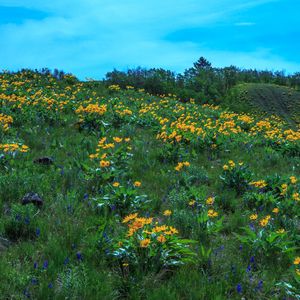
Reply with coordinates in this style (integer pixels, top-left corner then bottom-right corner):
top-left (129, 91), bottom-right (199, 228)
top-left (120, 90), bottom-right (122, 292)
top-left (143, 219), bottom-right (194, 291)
top-left (224, 83), bottom-right (300, 124)
top-left (0, 71), bottom-right (299, 299)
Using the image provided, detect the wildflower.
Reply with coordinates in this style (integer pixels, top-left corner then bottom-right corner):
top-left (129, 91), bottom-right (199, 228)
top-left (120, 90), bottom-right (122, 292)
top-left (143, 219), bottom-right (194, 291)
top-left (249, 180), bottom-right (267, 188)
top-left (294, 257), bottom-right (300, 265)
top-left (100, 160), bottom-right (110, 167)
top-left (207, 209), bottom-right (218, 218)
top-left (292, 193), bottom-right (300, 201)
top-left (76, 252), bottom-right (83, 261)
top-left (140, 238), bottom-right (151, 248)
top-left (272, 208), bottom-right (279, 214)
top-left (122, 213), bottom-right (138, 223)
top-left (280, 183), bottom-right (288, 196)
top-left (163, 210), bottom-right (172, 216)
top-left (223, 164), bottom-right (229, 171)
top-left (259, 215), bottom-right (271, 227)
top-left (113, 182), bottom-right (120, 187)
top-left (113, 137), bottom-right (123, 143)
top-left (63, 257), bottom-right (70, 265)
top-left (236, 283), bottom-right (242, 294)
top-left (157, 235), bottom-right (166, 243)
top-left (276, 228), bottom-right (285, 234)
top-left (134, 181), bottom-right (141, 187)
top-left (228, 160), bottom-right (235, 168)
top-left (189, 200), bottom-right (196, 206)
top-left (43, 260), bottom-right (49, 269)
top-left (35, 228), bottom-right (41, 237)
top-left (249, 214), bottom-right (258, 220)
top-left (206, 197), bottom-right (214, 205)
top-left (290, 176), bottom-right (297, 184)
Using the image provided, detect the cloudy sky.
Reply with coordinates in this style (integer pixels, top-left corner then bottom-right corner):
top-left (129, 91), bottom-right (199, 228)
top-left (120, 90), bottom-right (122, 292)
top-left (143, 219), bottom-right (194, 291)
top-left (0, 0), bottom-right (299, 79)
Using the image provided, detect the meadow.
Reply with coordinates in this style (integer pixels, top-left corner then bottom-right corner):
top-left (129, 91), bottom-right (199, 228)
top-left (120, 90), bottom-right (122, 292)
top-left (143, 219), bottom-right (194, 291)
top-left (0, 70), bottom-right (299, 299)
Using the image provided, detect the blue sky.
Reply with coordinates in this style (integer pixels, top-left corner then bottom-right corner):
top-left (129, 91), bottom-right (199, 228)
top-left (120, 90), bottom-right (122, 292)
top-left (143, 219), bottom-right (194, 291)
top-left (0, 0), bottom-right (299, 79)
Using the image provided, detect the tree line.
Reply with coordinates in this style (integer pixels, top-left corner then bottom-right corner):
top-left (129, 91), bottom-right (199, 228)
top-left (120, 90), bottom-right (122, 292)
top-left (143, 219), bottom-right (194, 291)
top-left (104, 57), bottom-right (300, 103)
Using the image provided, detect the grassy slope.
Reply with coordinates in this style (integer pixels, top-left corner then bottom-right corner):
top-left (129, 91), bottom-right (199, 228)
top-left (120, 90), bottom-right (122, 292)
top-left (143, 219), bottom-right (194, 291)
top-left (224, 83), bottom-right (300, 124)
top-left (0, 75), bottom-right (299, 299)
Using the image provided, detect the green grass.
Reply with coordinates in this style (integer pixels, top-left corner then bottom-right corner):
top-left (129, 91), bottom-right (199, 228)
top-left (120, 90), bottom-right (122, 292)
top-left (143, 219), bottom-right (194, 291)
top-left (224, 83), bottom-right (300, 125)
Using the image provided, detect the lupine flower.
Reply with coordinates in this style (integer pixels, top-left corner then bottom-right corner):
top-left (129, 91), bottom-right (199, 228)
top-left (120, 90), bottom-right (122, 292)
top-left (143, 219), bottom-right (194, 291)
top-left (36, 228), bottom-right (40, 237)
top-left (236, 283), bottom-right (242, 293)
top-left (43, 260), bottom-right (49, 269)
top-left (76, 252), bottom-right (83, 261)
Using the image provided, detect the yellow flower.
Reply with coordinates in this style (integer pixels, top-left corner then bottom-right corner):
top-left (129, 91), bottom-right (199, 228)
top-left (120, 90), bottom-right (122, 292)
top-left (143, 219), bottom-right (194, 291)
top-left (207, 209), bottom-right (218, 218)
top-left (134, 181), bottom-right (141, 187)
top-left (122, 213), bottom-right (138, 223)
top-left (189, 200), bottom-right (196, 206)
top-left (249, 180), bottom-right (267, 188)
top-left (113, 182), bottom-right (120, 187)
top-left (163, 210), bottom-right (172, 216)
top-left (294, 257), bottom-right (300, 265)
top-left (293, 193), bottom-right (300, 201)
top-left (272, 208), bottom-right (279, 214)
top-left (140, 238), bottom-right (151, 248)
top-left (157, 235), bottom-right (166, 243)
top-left (249, 214), bottom-right (258, 220)
top-left (113, 137), bottom-right (123, 143)
top-left (228, 160), bottom-right (235, 168)
top-left (259, 215), bottom-right (271, 227)
top-left (223, 164), bottom-right (229, 171)
top-left (206, 197), bottom-right (214, 205)
top-left (290, 176), bottom-right (297, 184)
top-left (276, 229), bottom-right (285, 234)
top-left (100, 160), bottom-right (110, 167)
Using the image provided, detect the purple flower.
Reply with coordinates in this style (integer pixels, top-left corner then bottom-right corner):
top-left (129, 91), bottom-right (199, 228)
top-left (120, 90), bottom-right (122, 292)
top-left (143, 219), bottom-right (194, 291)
top-left (33, 262), bottom-right (38, 269)
top-left (249, 223), bottom-right (255, 231)
top-left (36, 228), bottom-right (40, 237)
top-left (76, 252), bottom-right (83, 261)
top-left (63, 257), bottom-right (70, 265)
top-left (43, 260), bottom-right (49, 269)
top-left (24, 216), bottom-right (30, 225)
top-left (246, 264), bottom-right (251, 273)
top-left (236, 283), bottom-right (242, 294)
top-left (31, 278), bottom-right (38, 285)
top-left (48, 282), bottom-right (53, 289)
top-left (256, 280), bottom-right (263, 291)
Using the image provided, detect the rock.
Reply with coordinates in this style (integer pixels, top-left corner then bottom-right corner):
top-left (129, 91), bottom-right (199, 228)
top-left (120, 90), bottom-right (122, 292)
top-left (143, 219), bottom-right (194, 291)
top-left (22, 192), bottom-right (43, 207)
top-left (33, 157), bottom-right (54, 165)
